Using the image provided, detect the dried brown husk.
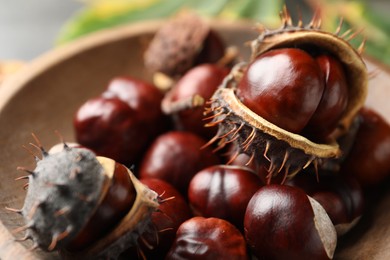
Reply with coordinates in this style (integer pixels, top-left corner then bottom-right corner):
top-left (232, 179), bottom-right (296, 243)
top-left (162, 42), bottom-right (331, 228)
top-left (144, 11), bottom-right (210, 78)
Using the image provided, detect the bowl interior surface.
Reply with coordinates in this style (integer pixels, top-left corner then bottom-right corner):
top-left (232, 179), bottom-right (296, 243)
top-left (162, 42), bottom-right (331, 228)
top-left (0, 19), bottom-right (389, 259)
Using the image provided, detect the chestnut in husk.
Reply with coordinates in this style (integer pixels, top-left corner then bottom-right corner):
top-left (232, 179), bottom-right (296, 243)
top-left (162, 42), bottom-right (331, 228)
top-left (162, 64), bottom-right (229, 139)
top-left (206, 8), bottom-right (367, 182)
top-left (11, 141), bottom-right (159, 258)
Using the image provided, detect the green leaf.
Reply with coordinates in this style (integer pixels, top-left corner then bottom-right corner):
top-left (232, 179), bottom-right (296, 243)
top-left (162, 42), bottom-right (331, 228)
top-left (57, 0), bottom-right (286, 44)
top-left (187, 0), bottom-right (231, 16)
top-left (57, 0), bottom-right (187, 44)
top-left (220, 0), bottom-right (282, 26)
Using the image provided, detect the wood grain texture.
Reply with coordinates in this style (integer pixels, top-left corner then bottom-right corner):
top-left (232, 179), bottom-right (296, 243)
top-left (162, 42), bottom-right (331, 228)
top-left (0, 19), bottom-right (388, 259)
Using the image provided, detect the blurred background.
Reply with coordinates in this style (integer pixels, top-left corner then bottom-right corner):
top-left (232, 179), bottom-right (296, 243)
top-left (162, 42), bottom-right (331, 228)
top-left (0, 0), bottom-right (389, 64)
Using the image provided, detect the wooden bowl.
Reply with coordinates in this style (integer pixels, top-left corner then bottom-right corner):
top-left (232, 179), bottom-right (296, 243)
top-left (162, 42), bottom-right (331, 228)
top-left (0, 19), bottom-right (389, 260)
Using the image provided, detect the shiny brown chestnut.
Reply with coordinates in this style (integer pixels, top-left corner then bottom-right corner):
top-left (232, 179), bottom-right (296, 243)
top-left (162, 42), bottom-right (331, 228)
top-left (206, 8), bottom-right (367, 182)
top-left (66, 162), bottom-right (136, 251)
top-left (340, 107), bottom-right (390, 188)
top-left (74, 76), bottom-right (168, 166)
top-left (136, 178), bottom-right (192, 258)
top-left (244, 184), bottom-right (337, 260)
top-left (286, 171), bottom-right (365, 235)
top-left (74, 97), bottom-right (135, 164)
top-left (188, 165), bottom-right (263, 229)
top-left (139, 131), bottom-right (220, 196)
top-left (166, 217), bottom-right (248, 260)
top-left (303, 54), bottom-right (349, 142)
top-left (162, 64), bottom-right (229, 139)
top-left (238, 47), bottom-right (325, 134)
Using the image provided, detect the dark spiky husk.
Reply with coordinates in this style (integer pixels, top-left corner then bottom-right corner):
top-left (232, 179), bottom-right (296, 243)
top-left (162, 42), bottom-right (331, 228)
top-left (21, 146), bottom-right (107, 250)
top-left (16, 144), bottom-right (159, 258)
top-left (60, 157), bottom-right (159, 259)
top-left (206, 70), bottom-right (340, 183)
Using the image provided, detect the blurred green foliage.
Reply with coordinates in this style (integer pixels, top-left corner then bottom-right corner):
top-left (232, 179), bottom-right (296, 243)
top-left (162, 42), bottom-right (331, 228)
top-left (57, 0), bottom-right (283, 44)
top-left (57, 0), bottom-right (390, 66)
top-left (306, 0), bottom-right (390, 65)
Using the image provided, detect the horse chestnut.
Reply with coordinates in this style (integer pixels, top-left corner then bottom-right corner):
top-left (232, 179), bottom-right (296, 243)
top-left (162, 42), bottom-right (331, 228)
top-left (238, 48), bottom-right (325, 133)
top-left (66, 161), bottom-right (137, 251)
top-left (74, 97), bottom-right (136, 164)
top-left (206, 9), bottom-right (367, 181)
top-left (12, 141), bottom-right (159, 258)
top-left (303, 54), bottom-right (349, 141)
top-left (124, 178), bottom-right (192, 259)
top-left (74, 76), bottom-right (168, 166)
top-left (188, 165), bottom-right (263, 229)
top-left (287, 171), bottom-right (364, 235)
top-left (244, 184), bottom-right (337, 259)
top-left (166, 217), bottom-right (248, 260)
top-left (238, 48), bottom-right (350, 139)
top-left (139, 131), bottom-right (220, 196)
top-left (340, 107), bottom-right (390, 187)
top-left (162, 64), bottom-right (229, 139)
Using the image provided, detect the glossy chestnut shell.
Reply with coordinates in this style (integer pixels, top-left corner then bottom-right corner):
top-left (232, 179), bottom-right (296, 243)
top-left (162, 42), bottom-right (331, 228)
top-left (123, 178), bottom-right (192, 259)
top-left (166, 217), bottom-right (248, 260)
top-left (139, 131), bottom-right (220, 196)
top-left (74, 77), bottom-right (168, 166)
top-left (206, 8), bottom-right (368, 181)
top-left (244, 184), bottom-right (337, 259)
top-left (162, 64), bottom-right (229, 139)
top-left (340, 107), bottom-right (390, 187)
top-left (238, 48), bottom-right (325, 134)
top-left (286, 171), bottom-right (364, 235)
top-left (188, 165), bottom-right (263, 229)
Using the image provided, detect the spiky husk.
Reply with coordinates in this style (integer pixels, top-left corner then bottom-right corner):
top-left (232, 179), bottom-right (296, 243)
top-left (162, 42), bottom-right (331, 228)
top-left (16, 144), bottom-right (159, 258)
top-left (61, 157), bottom-right (159, 259)
top-left (250, 7), bottom-right (368, 133)
top-left (206, 70), bottom-right (340, 183)
top-left (206, 8), bottom-right (368, 183)
top-left (21, 146), bottom-right (107, 250)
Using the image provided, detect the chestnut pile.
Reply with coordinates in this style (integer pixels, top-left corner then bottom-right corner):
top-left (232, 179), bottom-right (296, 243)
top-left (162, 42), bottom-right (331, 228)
top-left (11, 9), bottom-right (390, 260)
